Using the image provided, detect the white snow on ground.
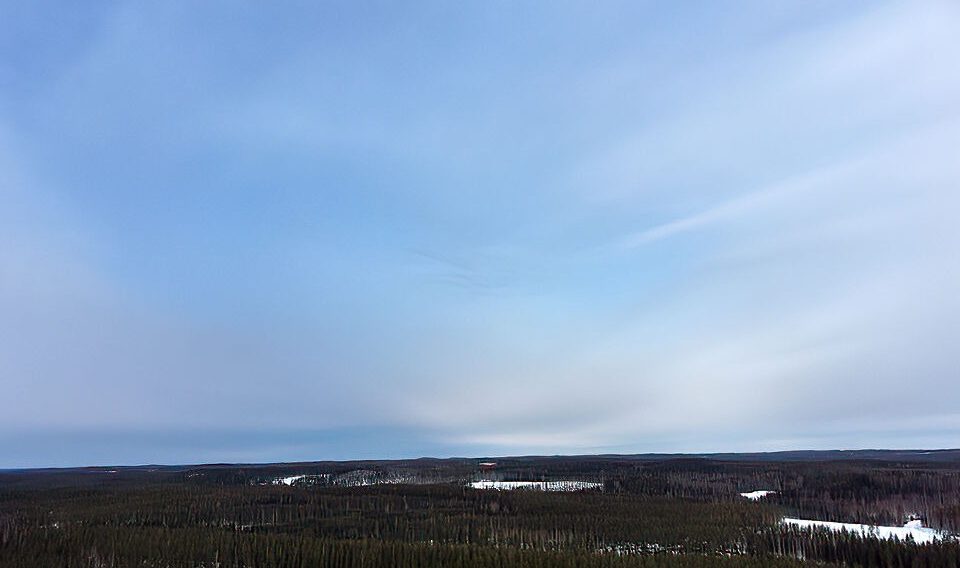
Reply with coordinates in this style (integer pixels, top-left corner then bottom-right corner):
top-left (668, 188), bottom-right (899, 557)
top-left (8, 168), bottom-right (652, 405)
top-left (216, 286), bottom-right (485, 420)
top-left (274, 475), bottom-right (310, 485)
top-left (273, 474), bottom-right (330, 486)
top-left (468, 481), bottom-right (602, 491)
top-left (740, 490), bottom-right (776, 500)
top-left (268, 471), bottom-right (436, 487)
top-left (782, 518), bottom-right (953, 544)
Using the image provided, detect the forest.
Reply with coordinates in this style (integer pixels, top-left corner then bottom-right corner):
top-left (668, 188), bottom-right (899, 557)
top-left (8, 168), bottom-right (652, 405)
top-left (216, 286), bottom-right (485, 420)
top-left (2, 452), bottom-right (959, 567)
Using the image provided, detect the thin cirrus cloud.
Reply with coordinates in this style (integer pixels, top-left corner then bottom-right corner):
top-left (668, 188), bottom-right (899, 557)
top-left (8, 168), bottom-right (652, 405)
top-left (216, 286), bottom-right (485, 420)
top-left (0, 0), bottom-right (958, 467)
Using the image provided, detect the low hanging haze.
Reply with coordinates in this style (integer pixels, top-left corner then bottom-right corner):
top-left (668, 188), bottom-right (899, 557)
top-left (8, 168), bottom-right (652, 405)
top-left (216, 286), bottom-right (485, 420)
top-left (2, 1), bottom-right (959, 468)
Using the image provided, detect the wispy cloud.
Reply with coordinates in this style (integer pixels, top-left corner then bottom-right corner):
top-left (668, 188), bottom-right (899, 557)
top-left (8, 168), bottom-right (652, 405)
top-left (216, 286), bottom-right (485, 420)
top-left (1, 1), bottom-right (958, 465)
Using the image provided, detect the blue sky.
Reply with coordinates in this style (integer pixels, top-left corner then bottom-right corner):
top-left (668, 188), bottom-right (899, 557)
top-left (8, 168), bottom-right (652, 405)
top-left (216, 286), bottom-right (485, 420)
top-left (2, 1), bottom-right (959, 467)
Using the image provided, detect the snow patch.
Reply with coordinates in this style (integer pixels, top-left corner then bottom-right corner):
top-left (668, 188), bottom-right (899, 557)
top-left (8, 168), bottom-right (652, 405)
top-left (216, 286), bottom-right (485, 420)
top-left (273, 474), bottom-right (329, 486)
top-left (904, 519), bottom-right (923, 529)
top-left (268, 470), bottom-right (433, 487)
top-left (782, 518), bottom-right (953, 544)
top-left (740, 490), bottom-right (776, 500)
top-left (468, 480), bottom-right (602, 492)
top-left (275, 475), bottom-right (308, 486)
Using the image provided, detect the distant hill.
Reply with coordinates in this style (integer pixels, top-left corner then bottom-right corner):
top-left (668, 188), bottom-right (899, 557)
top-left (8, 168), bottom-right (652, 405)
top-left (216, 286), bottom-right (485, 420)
top-left (2, 448), bottom-right (959, 475)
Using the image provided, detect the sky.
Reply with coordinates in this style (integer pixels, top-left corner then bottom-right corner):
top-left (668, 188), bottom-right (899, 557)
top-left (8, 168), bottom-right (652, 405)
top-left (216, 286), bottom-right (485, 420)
top-left (1, 1), bottom-right (959, 468)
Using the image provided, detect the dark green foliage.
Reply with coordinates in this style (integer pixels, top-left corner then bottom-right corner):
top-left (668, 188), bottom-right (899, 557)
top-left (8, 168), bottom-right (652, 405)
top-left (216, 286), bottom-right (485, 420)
top-left (0, 526), bottom-right (824, 568)
top-left (1, 456), bottom-right (958, 567)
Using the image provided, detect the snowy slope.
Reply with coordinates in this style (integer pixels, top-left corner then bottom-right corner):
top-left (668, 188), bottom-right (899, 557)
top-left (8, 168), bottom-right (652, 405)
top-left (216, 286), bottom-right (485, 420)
top-left (782, 518), bottom-right (952, 544)
top-left (468, 480), bottom-right (602, 491)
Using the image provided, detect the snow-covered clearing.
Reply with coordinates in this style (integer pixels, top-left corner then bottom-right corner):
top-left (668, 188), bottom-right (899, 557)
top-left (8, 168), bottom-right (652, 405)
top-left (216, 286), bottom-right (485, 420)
top-left (274, 475), bottom-right (308, 485)
top-left (740, 490), bottom-right (776, 500)
top-left (273, 474), bottom-right (328, 486)
top-left (468, 480), bottom-right (602, 491)
top-left (782, 518), bottom-right (953, 544)
top-left (268, 470), bottom-right (440, 487)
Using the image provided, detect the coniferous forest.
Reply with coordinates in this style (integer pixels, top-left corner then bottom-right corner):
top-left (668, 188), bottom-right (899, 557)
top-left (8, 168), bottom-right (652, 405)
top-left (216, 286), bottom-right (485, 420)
top-left (2, 451), bottom-right (959, 567)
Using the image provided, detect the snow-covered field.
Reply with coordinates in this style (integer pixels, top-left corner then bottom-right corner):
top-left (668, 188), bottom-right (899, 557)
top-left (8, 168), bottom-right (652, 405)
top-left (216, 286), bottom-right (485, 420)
top-left (268, 470), bottom-right (444, 487)
top-left (275, 475), bottom-right (305, 486)
top-left (468, 480), bottom-right (602, 491)
top-left (739, 490), bottom-right (776, 500)
top-left (273, 474), bottom-right (329, 486)
top-left (782, 518), bottom-right (952, 544)
top-left (269, 474), bottom-right (601, 491)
